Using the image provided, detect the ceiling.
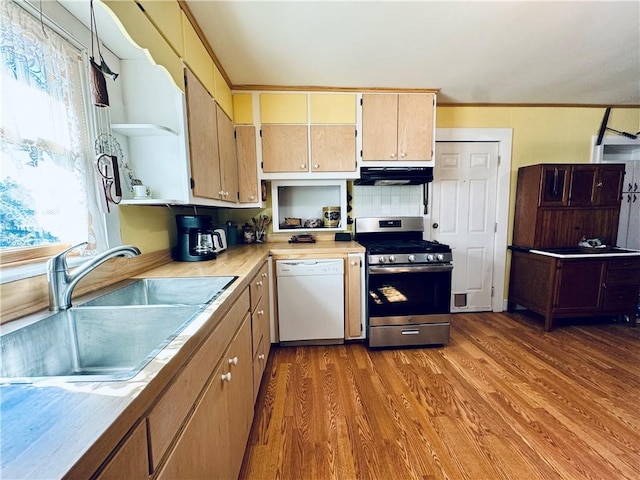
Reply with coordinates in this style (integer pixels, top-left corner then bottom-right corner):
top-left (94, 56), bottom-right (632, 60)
top-left (56, 1), bottom-right (639, 106)
top-left (183, 0), bottom-right (640, 106)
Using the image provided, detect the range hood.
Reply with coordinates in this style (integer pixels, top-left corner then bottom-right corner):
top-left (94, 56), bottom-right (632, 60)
top-left (354, 167), bottom-right (433, 186)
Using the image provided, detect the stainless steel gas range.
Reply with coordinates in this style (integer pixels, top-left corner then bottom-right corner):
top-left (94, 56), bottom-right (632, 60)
top-left (355, 216), bottom-right (453, 348)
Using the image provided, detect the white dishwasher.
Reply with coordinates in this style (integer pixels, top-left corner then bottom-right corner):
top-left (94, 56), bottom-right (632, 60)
top-left (276, 259), bottom-right (344, 344)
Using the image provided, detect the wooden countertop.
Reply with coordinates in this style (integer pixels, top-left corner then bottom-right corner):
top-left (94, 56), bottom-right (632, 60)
top-left (0, 241), bottom-right (365, 479)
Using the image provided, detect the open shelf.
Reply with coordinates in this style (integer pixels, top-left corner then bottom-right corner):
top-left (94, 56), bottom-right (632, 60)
top-left (111, 123), bottom-right (178, 137)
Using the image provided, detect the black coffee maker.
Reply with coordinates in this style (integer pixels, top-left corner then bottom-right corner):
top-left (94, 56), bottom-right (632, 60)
top-left (173, 215), bottom-right (216, 261)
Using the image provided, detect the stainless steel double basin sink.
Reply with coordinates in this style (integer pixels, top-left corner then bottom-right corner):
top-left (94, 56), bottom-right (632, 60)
top-left (1, 277), bottom-right (236, 384)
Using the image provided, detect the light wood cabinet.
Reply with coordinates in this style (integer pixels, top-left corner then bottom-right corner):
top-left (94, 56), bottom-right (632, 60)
top-left (362, 93), bottom-right (435, 162)
top-left (157, 316), bottom-right (253, 480)
top-left (185, 67), bottom-right (221, 200)
top-left (262, 125), bottom-right (309, 173)
top-left (236, 126), bottom-right (260, 203)
top-left (345, 253), bottom-right (365, 339)
top-left (250, 261), bottom-right (271, 402)
top-left (96, 422), bottom-right (148, 480)
top-left (185, 68), bottom-right (238, 203)
top-left (310, 125), bottom-right (357, 172)
top-left (217, 105), bottom-right (238, 202)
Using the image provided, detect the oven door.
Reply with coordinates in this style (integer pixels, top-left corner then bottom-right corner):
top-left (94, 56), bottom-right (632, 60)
top-left (367, 264), bottom-right (452, 326)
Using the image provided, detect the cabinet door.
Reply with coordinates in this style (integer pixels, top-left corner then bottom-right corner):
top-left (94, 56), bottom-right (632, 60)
top-left (553, 260), bottom-right (606, 312)
top-left (594, 164), bottom-right (624, 206)
top-left (226, 316), bottom-right (254, 480)
top-left (540, 165), bottom-right (569, 206)
top-left (362, 94), bottom-right (398, 161)
top-left (397, 94), bottom-right (434, 161)
top-left (96, 422), bottom-right (148, 480)
top-left (261, 125), bottom-right (309, 173)
top-left (345, 254), bottom-right (363, 339)
top-left (310, 125), bottom-right (356, 172)
top-left (236, 126), bottom-right (259, 203)
top-left (185, 68), bottom-right (220, 199)
top-left (216, 105), bottom-right (238, 202)
top-left (157, 359), bottom-right (231, 480)
top-left (569, 165), bottom-right (597, 206)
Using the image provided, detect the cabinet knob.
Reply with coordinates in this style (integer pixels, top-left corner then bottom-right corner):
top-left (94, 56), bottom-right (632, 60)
top-left (228, 356), bottom-right (238, 366)
top-left (313, 164), bottom-right (320, 169)
top-left (221, 372), bottom-right (232, 382)
top-left (256, 280), bottom-right (263, 287)
top-left (350, 260), bottom-right (358, 266)
top-left (400, 152), bottom-right (406, 158)
top-left (249, 195), bottom-right (255, 200)
top-left (390, 153), bottom-right (397, 158)
top-left (258, 354), bottom-right (265, 360)
top-left (261, 272), bottom-right (267, 278)
top-left (300, 164), bottom-right (306, 169)
top-left (258, 309), bottom-right (265, 316)
top-left (596, 182), bottom-right (603, 188)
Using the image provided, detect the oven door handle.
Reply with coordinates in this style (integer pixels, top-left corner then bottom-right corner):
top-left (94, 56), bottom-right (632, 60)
top-left (369, 264), bottom-right (453, 274)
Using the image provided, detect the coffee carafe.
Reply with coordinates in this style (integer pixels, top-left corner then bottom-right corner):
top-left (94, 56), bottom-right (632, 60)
top-left (173, 215), bottom-right (217, 261)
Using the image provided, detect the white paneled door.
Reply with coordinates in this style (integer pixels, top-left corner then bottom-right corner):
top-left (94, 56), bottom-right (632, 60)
top-left (431, 142), bottom-right (499, 312)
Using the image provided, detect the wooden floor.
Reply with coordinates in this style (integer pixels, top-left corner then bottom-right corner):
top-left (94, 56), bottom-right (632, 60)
top-left (239, 312), bottom-right (640, 480)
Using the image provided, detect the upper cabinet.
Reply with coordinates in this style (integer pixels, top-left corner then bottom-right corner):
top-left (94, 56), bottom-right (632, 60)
top-left (258, 93), bottom-right (359, 179)
top-left (136, 0), bottom-right (184, 57)
top-left (184, 68), bottom-right (237, 203)
top-left (513, 163), bottom-right (625, 248)
top-left (361, 93), bottom-right (435, 164)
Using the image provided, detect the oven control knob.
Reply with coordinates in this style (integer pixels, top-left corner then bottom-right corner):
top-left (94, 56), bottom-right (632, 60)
top-left (436, 253), bottom-right (445, 261)
top-left (388, 255), bottom-right (396, 263)
top-left (379, 256), bottom-right (387, 263)
top-left (408, 254), bottom-right (416, 263)
top-left (427, 254), bottom-right (435, 262)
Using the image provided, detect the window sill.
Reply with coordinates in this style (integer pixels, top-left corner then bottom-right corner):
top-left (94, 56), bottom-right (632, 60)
top-left (0, 256), bottom-right (87, 284)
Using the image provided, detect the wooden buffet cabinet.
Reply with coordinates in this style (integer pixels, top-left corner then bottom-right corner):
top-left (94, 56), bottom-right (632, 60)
top-left (508, 163), bottom-right (640, 331)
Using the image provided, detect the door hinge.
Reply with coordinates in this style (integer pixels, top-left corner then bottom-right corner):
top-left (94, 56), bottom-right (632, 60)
top-left (234, 130), bottom-right (237, 139)
top-left (360, 98), bottom-right (363, 106)
top-left (259, 129), bottom-right (262, 137)
top-left (355, 129), bottom-right (357, 137)
top-left (360, 149), bottom-right (363, 158)
top-left (494, 222), bottom-right (498, 233)
top-left (190, 178), bottom-right (195, 189)
top-left (491, 286), bottom-right (494, 298)
top-left (497, 155), bottom-right (501, 166)
top-left (261, 161), bottom-right (264, 169)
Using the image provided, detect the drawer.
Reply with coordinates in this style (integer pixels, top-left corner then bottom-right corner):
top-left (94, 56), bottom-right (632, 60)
top-left (608, 257), bottom-right (640, 271)
top-left (368, 322), bottom-right (450, 348)
top-left (602, 284), bottom-right (640, 312)
top-left (251, 293), bottom-right (269, 357)
top-left (252, 338), bottom-right (266, 403)
top-left (606, 267), bottom-right (640, 285)
top-left (250, 262), bottom-right (269, 312)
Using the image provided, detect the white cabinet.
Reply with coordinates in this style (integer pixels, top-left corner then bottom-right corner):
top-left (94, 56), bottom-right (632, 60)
top-left (271, 180), bottom-right (348, 232)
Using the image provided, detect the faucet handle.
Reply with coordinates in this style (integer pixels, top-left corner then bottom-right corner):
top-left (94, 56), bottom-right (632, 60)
top-left (47, 242), bottom-right (88, 272)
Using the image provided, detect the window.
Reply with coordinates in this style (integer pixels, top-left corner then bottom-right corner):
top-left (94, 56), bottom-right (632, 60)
top-left (0, 0), bottom-right (106, 265)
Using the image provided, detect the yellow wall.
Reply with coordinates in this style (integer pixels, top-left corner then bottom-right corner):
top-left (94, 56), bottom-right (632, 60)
top-left (118, 206), bottom-right (177, 253)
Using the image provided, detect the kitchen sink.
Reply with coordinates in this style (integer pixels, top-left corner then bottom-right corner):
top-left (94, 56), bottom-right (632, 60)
top-left (1, 276), bottom-right (237, 384)
top-left (80, 276), bottom-right (236, 307)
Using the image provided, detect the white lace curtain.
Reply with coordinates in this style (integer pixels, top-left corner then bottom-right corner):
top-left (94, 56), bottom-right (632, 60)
top-left (0, 0), bottom-right (107, 254)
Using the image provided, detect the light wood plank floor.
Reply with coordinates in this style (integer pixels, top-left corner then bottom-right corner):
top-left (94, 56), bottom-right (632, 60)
top-left (240, 312), bottom-right (640, 480)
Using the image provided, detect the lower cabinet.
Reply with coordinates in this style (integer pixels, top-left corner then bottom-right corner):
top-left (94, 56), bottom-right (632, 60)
top-left (157, 316), bottom-right (253, 480)
top-left (345, 253), bottom-right (365, 340)
top-left (508, 251), bottom-right (640, 330)
top-left (95, 422), bottom-right (148, 480)
top-left (249, 261), bottom-right (271, 402)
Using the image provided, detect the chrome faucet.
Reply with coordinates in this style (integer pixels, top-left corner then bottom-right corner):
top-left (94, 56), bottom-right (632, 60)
top-left (47, 242), bottom-right (141, 311)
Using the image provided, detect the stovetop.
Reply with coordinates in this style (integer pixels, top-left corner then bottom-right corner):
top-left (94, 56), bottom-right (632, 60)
top-left (358, 239), bottom-right (451, 255)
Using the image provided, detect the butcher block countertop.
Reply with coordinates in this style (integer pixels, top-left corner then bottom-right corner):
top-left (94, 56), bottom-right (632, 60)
top-left (1, 241), bottom-right (364, 479)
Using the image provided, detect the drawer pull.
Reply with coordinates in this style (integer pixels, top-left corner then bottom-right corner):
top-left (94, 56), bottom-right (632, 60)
top-left (261, 272), bottom-right (268, 278)
top-left (258, 310), bottom-right (265, 316)
top-left (258, 354), bottom-right (265, 360)
top-left (256, 280), bottom-right (263, 287)
top-left (221, 372), bottom-right (232, 382)
top-left (228, 356), bottom-right (238, 366)
top-left (401, 330), bottom-right (420, 335)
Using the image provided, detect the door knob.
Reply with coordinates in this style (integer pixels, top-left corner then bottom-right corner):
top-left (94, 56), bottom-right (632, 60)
top-left (432, 223), bottom-right (439, 229)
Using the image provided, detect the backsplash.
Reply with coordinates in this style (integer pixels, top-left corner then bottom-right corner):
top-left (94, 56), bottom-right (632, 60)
top-left (353, 185), bottom-right (424, 217)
